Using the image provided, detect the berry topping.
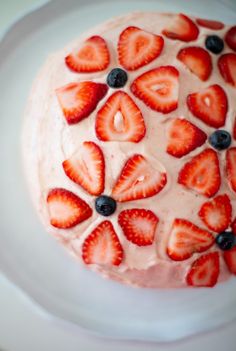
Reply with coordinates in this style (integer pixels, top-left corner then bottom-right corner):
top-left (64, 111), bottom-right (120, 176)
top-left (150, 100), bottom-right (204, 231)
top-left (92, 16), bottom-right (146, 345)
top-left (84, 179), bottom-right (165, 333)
top-left (118, 209), bottom-right (159, 246)
top-left (118, 26), bottom-right (164, 71)
top-left (177, 46), bottom-right (212, 81)
top-left (95, 195), bottom-right (117, 217)
top-left (95, 91), bottom-right (146, 142)
top-left (205, 35), bottom-right (224, 54)
top-left (186, 252), bottom-right (220, 287)
top-left (82, 221), bottom-right (123, 266)
top-left (107, 68), bottom-right (128, 88)
top-left (47, 188), bottom-right (92, 229)
top-left (209, 130), bottom-right (231, 150)
top-left (65, 36), bottom-right (110, 73)
top-left (216, 231), bottom-right (236, 251)
top-left (226, 147), bottom-right (236, 193)
top-left (56, 82), bottom-right (108, 125)
top-left (112, 154), bottom-right (167, 202)
top-left (199, 194), bottom-right (232, 233)
top-left (187, 84), bottom-right (228, 128)
top-left (224, 245), bottom-right (236, 274)
top-left (162, 13), bottom-right (199, 42)
top-left (225, 26), bottom-right (236, 52)
top-left (218, 53), bottom-right (236, 87)
top-left (131, 66), bottom-right (179, 114)
top-left (178, 148), bottom-right (221, 198)
top-left (166, 118), bottom-right (207, 158)
top-left (167, 219), bottom-right (214, 261)
top-left (62, 141), bottom-right (105, 196)
top-left (196, 18), bottom-right (224, 30)
top-left (233, 117), bottom-right (236, 140)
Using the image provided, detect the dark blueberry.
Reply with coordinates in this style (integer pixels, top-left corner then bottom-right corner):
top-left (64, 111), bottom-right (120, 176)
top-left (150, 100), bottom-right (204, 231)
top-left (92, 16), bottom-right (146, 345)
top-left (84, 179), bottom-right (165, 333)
top-left (95, 195), bottom-right (117, 216)
top-left (205, 35), bottom-right (224, 54)
top-left (215, 231), bottom-right (236, 251)
top-left (107, 68), bottom-right (128, 88)
top-left (209, 130), bottom-right (231, 150)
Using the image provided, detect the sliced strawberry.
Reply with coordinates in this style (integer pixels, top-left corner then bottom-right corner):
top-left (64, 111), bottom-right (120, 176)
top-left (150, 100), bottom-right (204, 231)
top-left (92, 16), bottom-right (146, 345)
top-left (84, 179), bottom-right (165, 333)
top-left (187, 84), bottom-right (228, 128)
top-left (162, 13), bottom-right (199, 42)
top-left (95, 91), bottom-right (146, 142)
top-left (177, 46), bottom-right (212, 81)
top-left (231, 218), bottom-right (236, 234)
top-left (118, 26), bottom-right (164, 71)
top-left (225, 26), bottom-right (236, 52)
top-left (167, 219), bottom-right (214, 261)
top-left (199, 194), bottom-right (232, 233)
top-left (82, 221), bottom-right (123, 266)
top-left (47, 188), bottom-right (92, 229)
top-left (112, 154), bottom-right (167, 202)
top-left (131, 66), bottom-right (179, 114)
top-left (224, 246), bottom-right (236, 275)
top-left (62, 141), bottom-right (105, 196)
top-left (65, 36), bottom-right (110, 73)
top-left (233, 117), bottom-right (236, 140)
top-left (178, 148), bottom-right (221, 198)
top-left (186, 252), bottom-right (220, 287)
top-left (218, 53), bottom-right (236, 87)
top-left (118, 209), bottom-right (159, 246)
top-left (196, 18), bottom-right (224, 30)
top-left (226, 147), bottom-right (236, 193)
top-left (167, 118), bottom-right (207, 158)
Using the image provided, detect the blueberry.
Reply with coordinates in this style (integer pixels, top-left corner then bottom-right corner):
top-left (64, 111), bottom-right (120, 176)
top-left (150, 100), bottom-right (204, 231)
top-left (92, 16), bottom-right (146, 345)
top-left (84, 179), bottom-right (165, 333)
top-left (209, 130), bottom-right (231, 150)
top-left (107, 68), bottom-right (128, 88)
top-left (215, 231), bottom-right (236, 251)
top-left (205, 35), bottom-right (224, 54)
top-left (95, 195), bottom-right (117, 216)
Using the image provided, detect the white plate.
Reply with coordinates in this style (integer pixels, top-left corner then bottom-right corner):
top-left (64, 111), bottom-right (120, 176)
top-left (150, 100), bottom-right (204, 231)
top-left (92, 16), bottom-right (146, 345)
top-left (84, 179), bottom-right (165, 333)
top-left (1, 0), bottom-right (236, 343)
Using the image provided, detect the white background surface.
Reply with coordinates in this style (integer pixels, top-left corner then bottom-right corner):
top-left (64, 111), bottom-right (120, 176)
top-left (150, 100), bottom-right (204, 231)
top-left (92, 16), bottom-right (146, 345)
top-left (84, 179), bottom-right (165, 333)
top-left (1, 1), bottom-right (236, 350)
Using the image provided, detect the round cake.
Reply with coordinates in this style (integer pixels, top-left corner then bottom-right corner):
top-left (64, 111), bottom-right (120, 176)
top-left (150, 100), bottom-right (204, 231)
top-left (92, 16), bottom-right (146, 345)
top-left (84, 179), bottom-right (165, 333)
top-left (23, 12), bottom-right (236, 288)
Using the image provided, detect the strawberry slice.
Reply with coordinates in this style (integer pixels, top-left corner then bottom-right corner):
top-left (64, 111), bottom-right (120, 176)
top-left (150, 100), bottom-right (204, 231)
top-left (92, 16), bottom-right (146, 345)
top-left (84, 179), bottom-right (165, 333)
top-left (62, 141), bottom-right (105, 196)
top-left (224, 246), bottom-right (236, 275)
top-left (82, 221), bottom-right (123, 266)
top-left (186, 252), bottom-right (220, 287)
top-left (199, 194), bottom-right (232, 233)
top-left (118, 209), bottom-right (159, 246)
top-left (162, 13), bottom-right (199, 42)
top-left (177, 46), bottom-right (212, 81)
top-left (95, 91), bottom-right (146, 142)
top-left (167, 219), bottom-right (214, 261)
top-left (131, 66), bottom-right (179, 114)
top-left (225, 26), bottom-right (236, 52)
top-left (112, 154), bottom-right (167, 202)
top-left (226, 147), bottom-right (236, 193)
top-left (178, 148), bottom-right (221, 198)
top-left (233, 117), bottom-right (236, 140)
top-left (47, 188), bottom-right (92, 229)
top-left (65, 36), bottom-right (110, 73)
top-left (218, 53), bottom-right (236, 87)
top-left (187, 84), bottom-right (228, 128)
top-left (167, 118), bottom-right (207, 158)
top-left (118, 26), bottom-right (164, 71)
top-left (196, 18), bottom-right (224, 30)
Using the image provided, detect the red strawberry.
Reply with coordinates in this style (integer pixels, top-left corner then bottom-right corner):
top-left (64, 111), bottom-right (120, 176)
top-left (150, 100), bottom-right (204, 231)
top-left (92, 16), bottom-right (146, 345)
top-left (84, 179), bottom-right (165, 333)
top-left (112, 154), bottom-right (167, 202)
top-left (231, 218), bottom-right (236, 234)
top-left (199, 194), bottom-right (232, 233)
top-left (224, 246), bottom-right (236, 275)
top-left (47, 188), bottom-right (92, 229)
top-left (167, 118), bottom-right (207, 158)
top-left (65, 36), bottom-right (110, 73)
top-left (178, 148), bottom-right (221, 198)
top-left (56, 82), bottom-right (108, 125)
top-left (186, 252), bottom-right (220, 287)
top-left (162, 13), bottom-right (199, 42)
top-left (131, 66), bottom-right (179, 114)
top-left (118, 26), bottom-right (164, 71)
top-left (167, 219), bottom-right (214, 261)
top-left (233, 117), bottom-right (236, 140)
top-left (62, 141), bottom-right (105, 196)
top-left (177, 46), bottom-right (212, 81)
top-left (225, 26), bottom-right (236, 52)
top-left (196, 18), bottom-right (224, 30)
top-left (82, 221), bottom-right (123, 266)
top-left (95, 91), bottom-right (146, 142)
top-left (118, 209), bottom-right (159, 246)
top-left (226, 147), bottom-right (236, 193)
top-left (187, 84), bottom-right (228, 128)
top-left (218, 53), bottom-right (236, 87)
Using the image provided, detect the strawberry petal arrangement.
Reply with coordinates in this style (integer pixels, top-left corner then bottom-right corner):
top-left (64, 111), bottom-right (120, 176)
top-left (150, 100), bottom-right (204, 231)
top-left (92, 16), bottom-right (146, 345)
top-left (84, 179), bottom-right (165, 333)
top-left (23, 12), bottom-right (236, 288)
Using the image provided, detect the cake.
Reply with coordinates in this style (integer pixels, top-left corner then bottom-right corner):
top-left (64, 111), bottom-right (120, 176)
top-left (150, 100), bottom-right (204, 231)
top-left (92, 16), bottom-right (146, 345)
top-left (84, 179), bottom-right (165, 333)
top-left (23, 12), bottom-right (236, 288)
